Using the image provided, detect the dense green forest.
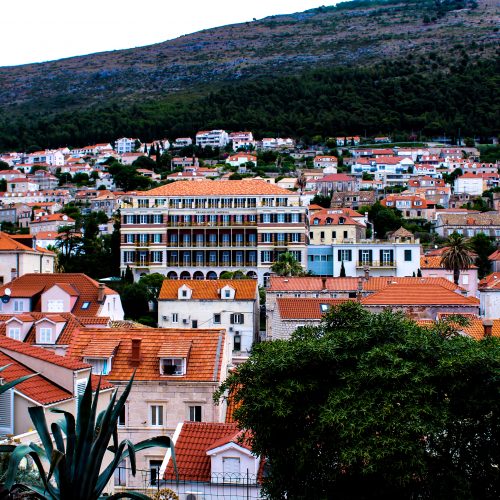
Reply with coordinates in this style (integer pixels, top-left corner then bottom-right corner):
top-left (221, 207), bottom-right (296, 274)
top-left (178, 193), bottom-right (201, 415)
top-left (0, 55), bottom-right (497, 151)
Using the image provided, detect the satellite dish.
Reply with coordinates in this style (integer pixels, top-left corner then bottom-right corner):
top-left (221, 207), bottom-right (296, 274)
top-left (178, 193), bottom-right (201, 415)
top-left (4, 288), bottom-right (11, 296)
top-left (1, 288), bottom-right (11, 304)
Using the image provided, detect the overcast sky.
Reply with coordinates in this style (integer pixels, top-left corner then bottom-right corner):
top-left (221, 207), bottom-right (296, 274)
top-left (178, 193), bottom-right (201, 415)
top-left (2, 0), bottom-right (330, 67)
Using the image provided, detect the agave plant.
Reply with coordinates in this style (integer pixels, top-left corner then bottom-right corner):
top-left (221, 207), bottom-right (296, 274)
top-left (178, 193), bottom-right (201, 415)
top-left (0, 364), bottom-right (37, 395)
top-left (1, 374), bottom-right (176, 499)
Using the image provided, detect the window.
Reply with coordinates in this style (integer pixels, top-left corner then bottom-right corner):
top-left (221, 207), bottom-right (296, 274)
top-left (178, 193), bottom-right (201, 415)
top-left (230, 313), bottom-right (244, 324)
top-left (338, 249), bottom-right (352, 262)
top-left (150, 405), bottom-right (164, 426)
top-left (125, 234), bottom-right (135, 243)
top-left (84, 357), bottom-right (110, 375)
top-left (213, 313), bottom-right (221, 324)
top-left (161, 358), bottom-right (185, 375)
top-left (114, 460), bottom-right (126, 486)
top-left (153, 214), bottom-right (162, 224)
top-left (150, 460), bottom-right (163, 486)
top-left (152, 233), bottom-right (161, 243)
top-left (332, 231), bottom-right (337, 239)
top-left (343, 231), bottom-right (348, 239)
top-left (81, 301), bottom-right (90, 310)
top-left (234, 334), bottom-right (241, 352)
top-left (192, 320), bottom-right (198, 329)
top-left (39, 327), bottom-right (53, 344)
top-left (151, 251), bottom-right (162, 263)
top-left (320, 303), bottom-right (331, 313)
top-left (172, 313), bottom-right (178, 323)
top-left (224, 289), bottom-right (231, 298)
top-left (13, 300), bottom-right (24, 312)
top-left (404, 249), bottom-right (412, 261)
top-left (118, 406), bottom-right (126, 426)
top-left (8, 327), bottom-right (21, 341)
top-left (47, 300), bottom-right (63, 312)
top-left (462, 275), bottom-right (469, 285)
top-left (223, 457), bottom-right (240, 476)
top-left (189, 405), bottom-right (202, 422)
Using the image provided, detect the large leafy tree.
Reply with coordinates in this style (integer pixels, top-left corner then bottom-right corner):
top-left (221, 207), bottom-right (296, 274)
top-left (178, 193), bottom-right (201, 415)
top-left (440, 232), bottom-right (474, 284)
top-left (270, 252), bottom-right (304, 277)
top-left (469, 232), bottom-right (496, 279)
top-left (217, 302), bottom-right (500, 499)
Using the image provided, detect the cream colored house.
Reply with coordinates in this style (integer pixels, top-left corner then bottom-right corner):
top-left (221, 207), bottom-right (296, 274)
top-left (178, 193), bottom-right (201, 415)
top-left (0, 232), bottom-right (54, 285)
top-left (66, 327), bottom-right (230, 490)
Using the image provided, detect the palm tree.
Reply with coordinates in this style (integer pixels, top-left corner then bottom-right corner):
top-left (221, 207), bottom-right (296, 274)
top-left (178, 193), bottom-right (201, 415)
top-left (440, 232), bottom-right (474, 285)
top-left (271, 252), bottom-right (304, 277)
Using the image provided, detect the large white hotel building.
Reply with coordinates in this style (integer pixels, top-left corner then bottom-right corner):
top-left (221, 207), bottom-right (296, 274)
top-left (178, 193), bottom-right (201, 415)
top-left (120, 180), bottom-right (307, 285)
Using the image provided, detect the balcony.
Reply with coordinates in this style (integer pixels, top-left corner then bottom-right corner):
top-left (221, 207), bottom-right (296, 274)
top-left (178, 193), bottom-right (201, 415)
top-left (355, 261), bottom-right (397, 268)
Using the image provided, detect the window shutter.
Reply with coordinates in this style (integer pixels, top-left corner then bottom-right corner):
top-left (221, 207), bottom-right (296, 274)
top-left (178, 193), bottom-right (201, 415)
top-left (368, 250), bottom-right (373, 261)
top-left (239, 314), bottom-right (245, 324)
top-left (0, 389), bottom-right (14, 435)
top-left (379, 249), bottom-right (384, 262)
top-left (230, 314), bottom-right (235, 324)
top-left (358, 250), bottom-right (363, 262)
top-left (348, 250), bottom-right (352, 261)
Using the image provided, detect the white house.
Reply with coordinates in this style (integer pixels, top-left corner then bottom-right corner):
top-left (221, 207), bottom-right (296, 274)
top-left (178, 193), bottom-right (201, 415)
top-left (230, 131), bottom-right (255, 150)
top-left (479, 273), bottom-right (500, 318)
top-left (114, 138), bottom-right (140, 154)
top-left (173, 137), bottom-right (193, 148)
top-left (454, 173), bottom-right (484, 196)
top-left (226, 153), bottom-right (257, 168)
top-left (157, 279), bottom-right (259, 364)
top-left (196, 130), bottom-right (229, 149)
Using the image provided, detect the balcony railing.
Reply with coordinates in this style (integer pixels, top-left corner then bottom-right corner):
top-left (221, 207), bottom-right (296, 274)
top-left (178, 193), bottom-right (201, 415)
top-left (355, 260), bottom-right (397, 268)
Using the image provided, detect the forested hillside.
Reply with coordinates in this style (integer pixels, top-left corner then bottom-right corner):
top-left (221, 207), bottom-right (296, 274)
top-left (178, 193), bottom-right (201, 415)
top-left (0, 0), bottom-right (498, 149)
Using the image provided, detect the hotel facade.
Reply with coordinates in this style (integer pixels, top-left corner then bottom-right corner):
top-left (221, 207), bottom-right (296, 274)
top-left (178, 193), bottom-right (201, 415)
top-left (120, 180), bottom-right (307, 284)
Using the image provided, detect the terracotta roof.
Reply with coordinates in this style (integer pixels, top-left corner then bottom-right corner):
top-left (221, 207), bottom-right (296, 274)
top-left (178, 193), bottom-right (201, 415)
top-left (157, 340), bottom-right (192, 358)
top-left (159, 280), bottom-right (257, 301)
top-left (145, 180), bottom-right (295, 197)
top-left (164, 422), bottom-right (240, 481)
top-left (0, 232), bottom-right (36, 252)
top-left (277, 298), bottom-right (351, 319)
top-left (82, 339), bottom-right (121, 357)
top-left (420, 255), bottom-right (477, 269)
top-left (390, 227), bottom-right (414, 238)
top-left (361, 284), bottom-right (479, 306)
top-left (66, 328), bottom-right (226, 382)
top-left (479, 273), bottom-right (500, 290)
top-left (0, 335), bottom-right (90, 370)
top-left (0, 273), bottom-right (117, 318)
top-left (457, 319), bottom-right (500, 340)
top-left (488, 250), bottom-right (500, 262)
top-left (52, 283), bottom-right (79, 296)
top-left (309, 210), bottom-right (362, 226)
top-left (0, 351), bottom-right (73, 405)
top-left (318, 174), bottom-right (356, 182)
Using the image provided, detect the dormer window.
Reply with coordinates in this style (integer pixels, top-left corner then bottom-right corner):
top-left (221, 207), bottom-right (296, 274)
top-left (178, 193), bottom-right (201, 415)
top-left (178, 285), bottom-right (192, 300)
top-left (221, 286), bottom-right (235, 300)
top-left (339, 217), bottom-right (345, 224)
top-left (160, 358), bottom-right (186, 376)
top-left (84, 357), bottom-right (111, 375)
top-left (8, 327), bottom-right (21, 341)
top-left (39, 327), bottom-right (53, 344)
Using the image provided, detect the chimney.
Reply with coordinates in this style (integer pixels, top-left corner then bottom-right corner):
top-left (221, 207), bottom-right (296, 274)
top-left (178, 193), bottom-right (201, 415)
top-left (483, 319), bottom-right (493, 338)
top-left (97, 283), bottom-right (105, 303)
top-left (10, 268), bottom-right (17, 281)
top-left (131, 338), bottom-right (142, 362)
top-left (363, 266), bottom-right (370, 281)
top-left (321, 277), bottom-right (327, 291)
top-left (356, 277), bottom-right (363, 302)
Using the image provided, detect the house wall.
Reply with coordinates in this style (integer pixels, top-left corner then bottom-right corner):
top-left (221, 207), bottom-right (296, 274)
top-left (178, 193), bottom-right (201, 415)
top-left (157, 299), bottom-right (257, 357)
top-left (100, 294), bottom-right (125, 321)
top-left (420, 268), bottom-right (478, 296)
top-left (363, 304), bottom-right (479, 320)
top-left (41, 286), bottom-right (71, 313)
top-left (0, 251), bottom-right (54, 285)
top-left (480, 290), bottom-right (500, 318)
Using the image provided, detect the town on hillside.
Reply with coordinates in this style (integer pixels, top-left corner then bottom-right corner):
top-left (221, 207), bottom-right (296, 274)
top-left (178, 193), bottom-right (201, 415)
top-left (0, 129), bottom-right (499, 497)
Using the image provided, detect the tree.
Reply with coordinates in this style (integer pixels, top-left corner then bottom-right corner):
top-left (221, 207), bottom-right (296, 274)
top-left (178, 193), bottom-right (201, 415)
top-left (368, 202), bottom-right (404, 238)
top-left (270, 252), bottom-right (304, 277)
top-left (1, 375), bottom-right (175, 499)
top-left (121, 283), bottom-right (150, 320)
top-left (138, 273), bottom-right (166, 302)
top-left (217, 302), bottom-right (500, 499)
top-left (123, 265), bottom-right (134, 284)
top-left (339, 260), bottom-right (346, 277)
top-left (470, 232), bottom-right (496, 279)
top-left (440, 232), bottom-right (474, 285)
top-left (310, 193), bottom-right (332, 208)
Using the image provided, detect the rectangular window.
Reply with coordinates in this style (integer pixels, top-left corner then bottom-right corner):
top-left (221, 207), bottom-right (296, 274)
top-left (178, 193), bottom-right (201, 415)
top-left (189, 405), bottom-right (202, 422)
top-left (150, 460), bottom-right (163, 486)
top-left (230, 313), bottom-right (244, 324)
top-left (223, 457), bottom-right (240, 476)
top-left (118, 406), bottom-right (126, 426)
top-left (84, 357), bottom-right (109, 375)
top-left (161, 358), bottom-right (185, 375)
top-left (213, 313), bottom-right (221, 324)
top-left (152, 233), bottom-right (161, 243)
top-left (153, 214), bottom-right (162, 224)
top-left (332, 231), bottom-right (337, 239)
top-left (404, 249), bottom-right (412, 261)
top-left (8, 327), bottom-right (21, 341)
top-left (192, 320), bottom-right (198, 329)
top-left (338, 249), bottom-right (352, 262)
top-left (462, 275), bottom-right (469, 285)
top-left (171, 313), bottom-right (178, 323)
top-left (150, 405), bottom-right (164, 426)
top-left (125, 234), bottom-right (135, 243)
top-left (114, 460), bottom-right (127, 486)
top-left (47, 300), bottom-right (64, 312)
top-left (13, 300), bottom-right (24, 312)
top-left (39, 327), bottom-right (53, 344)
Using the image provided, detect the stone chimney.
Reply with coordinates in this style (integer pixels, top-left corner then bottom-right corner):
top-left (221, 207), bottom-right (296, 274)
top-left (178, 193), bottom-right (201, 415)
top-left (483, 319), bottom-right (493, 338)
top-left (321, 277), bottom-right (327, 291)
top-left (97, 283), bottom-right (105, 303)
top-left (131, 338), bottom-right (142, 363)
top-left (363, 266), bottom-right (370, 281)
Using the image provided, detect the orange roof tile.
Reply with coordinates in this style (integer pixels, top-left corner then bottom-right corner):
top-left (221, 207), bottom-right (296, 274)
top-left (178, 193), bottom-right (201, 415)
top-left (488, 250), bottom-right (500, 262)
top-left (145, 180), bottom-right (295, 197)
top-left (277, 298), bottom-right (352, 319)
top-left (159, 279), bottom-right (257, 301)
top-left (0, 273), bottom-right (117, 318)
top-left (479, 273), bottom-right (500, 290)
top-left (0, 351), bottom-right (73, 405)
top-left (164, 422), bottom-right (240, 481)
top-left (66, 328), bottom-right (226, 382)
top-left (82, 339), bottom-right (121, 358)
top-left (361, 284), bottom-right (479, 306)
top-left (0, 232), bottom-right (36, 252)
top-left (157, 340), bottom-right (192, 358)
top-left (420, 255), bottom-right (477, 269)
top-left (0, 335), bottom-right (89, 370)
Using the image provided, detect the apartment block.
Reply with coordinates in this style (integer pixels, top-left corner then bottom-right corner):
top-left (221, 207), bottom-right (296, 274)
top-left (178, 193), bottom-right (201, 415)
top-left (120, 180), bottom-right (307, 285)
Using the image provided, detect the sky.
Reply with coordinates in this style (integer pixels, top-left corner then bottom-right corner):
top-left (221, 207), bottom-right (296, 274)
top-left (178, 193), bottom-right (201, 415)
top-left (2, 0), bottom-right (329, 67)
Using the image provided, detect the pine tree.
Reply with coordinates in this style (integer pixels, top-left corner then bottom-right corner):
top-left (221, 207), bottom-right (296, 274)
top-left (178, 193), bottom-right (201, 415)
top-left (339, 261), bottom-right (346, 277)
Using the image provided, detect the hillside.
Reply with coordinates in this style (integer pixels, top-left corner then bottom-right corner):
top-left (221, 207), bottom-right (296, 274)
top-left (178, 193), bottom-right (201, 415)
top-left (0, 0), bottom-right (498, 149)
